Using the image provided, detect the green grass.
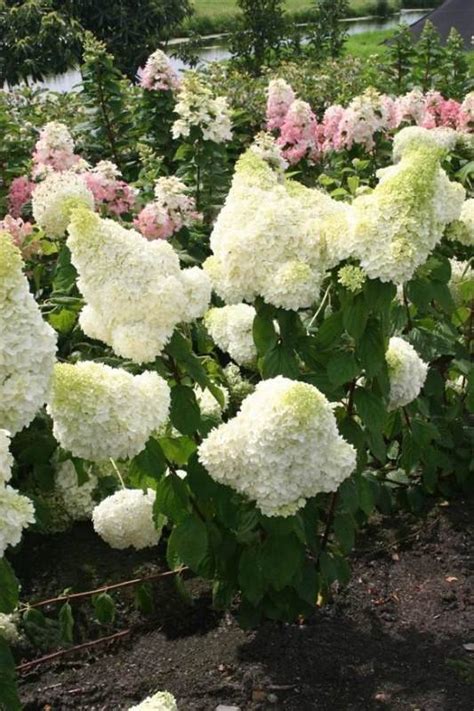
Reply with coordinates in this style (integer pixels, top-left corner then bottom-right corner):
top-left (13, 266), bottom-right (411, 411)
top-left (192, 0), bottom-right (396, 19)
top-left (345, 29), bottom-right (392, 59)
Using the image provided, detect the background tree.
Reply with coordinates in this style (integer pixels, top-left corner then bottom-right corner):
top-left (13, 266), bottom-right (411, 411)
top-left (229, 0), bottom-right (286, 75)
top-left (308, 0), bottom-right (350, 61)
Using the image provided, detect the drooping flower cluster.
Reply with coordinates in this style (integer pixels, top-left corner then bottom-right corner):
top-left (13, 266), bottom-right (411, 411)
top-left (138, 49), bottom-right (180, 92)
top-left (0, 233), bottom-right (57, 435)
top-left (172, 72), bottom-right (233, 144)
top-left (129, 691), bottom-right (178, 711)
top-left (67, 208), bottom-right (211, 362)
top-left (55, 461), bottom-right (99, 521)
top-left (0, 613), bottom-right (19, 644)
top-left (386, 337), bottom-right (428, 411)
top-left (32, 121), bottom-right (81, 174)
top-left (84, 161), bottom-right (137, 217)
top-left (199, 377), bottom-right (356, 517)
top-left (32, 171), bottom-right (94, 238)
top-left (92, 489), bottom-right (160, 550)
top-left (250, 132), bottom-right (289, 173)
top-left (204, 149), bottom-right (351, 309)
top-left (204, 305), bottom-right (257, 366)
top-left (7, 176), bottom-right (34, 218)
top-left (0, 429), bottom-right (35, 556)
top-left (0, 215), bottom-right (36, 258)
top-left (135, 176), bottom-right (200, 240)
top-left (47, 362), bottom-right (170, 462)
top-left (277, 99), bottom-right (319, 164)
top-left (350, 128), bottom-right (465, 284)
top-left (266, 78), bottom-right (296, 131)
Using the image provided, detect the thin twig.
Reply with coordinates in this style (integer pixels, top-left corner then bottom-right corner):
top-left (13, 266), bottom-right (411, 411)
top-left (16, 629), bottom-right (131, 674)
top-left (20, 568), bottom-right (187, 611)
top-left (307, 284), bottom-right (331, 333)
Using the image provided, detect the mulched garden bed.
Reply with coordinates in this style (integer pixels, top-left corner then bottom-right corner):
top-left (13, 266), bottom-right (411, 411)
top-left (13, 499), bottom-right (474, 710)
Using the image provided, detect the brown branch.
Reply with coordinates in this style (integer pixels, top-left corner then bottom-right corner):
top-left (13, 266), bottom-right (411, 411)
top-left (16, 629), bottom-right (131, 674)
top-left (20, 567), bottom-right (187, 611)
top-left (316, 491), bottom-right (339, 566)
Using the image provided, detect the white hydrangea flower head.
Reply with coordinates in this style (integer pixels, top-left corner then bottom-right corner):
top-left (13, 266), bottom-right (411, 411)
top-left (129, 691), bottom-right (178, 711)
top-left (341, 88), bottom-right (393, 151)
top-left (447, 199), bottom-right (474, 246)
top-left (0, 430), bottom-right (13, 486)
top-left (0, 613), bottom-right (19, 644)
top-left (392, 125), bottom-right (458, 163)
top-left (449, 258), bottom-right (473, 306)
top-left (172, 72), bottom-right (233, 144)
top-left (67, 208), bottom-right (211, 363)
top-left (195, 384), bottom-right (229, 420)
top-left (250, 132), bottom-right (289, 173)
top-left (351, 138), bottom-right (465, 284)
top-left (32, 171), bottom-right (94, 238)
top-left (205, 305), bottom-right (257, 366)
top-left (47, 362), bottom-right (170, 462)
top-left (199, 376), bottom-right (356, 517)
top-left (55, 460), bottom-right (99, 521)
top-left (92, 488), bottom-right (161, 550)
top-left (0, 233), bottom-right (57, 435)
top-left (0, 485), bottom-right (35, 556)
top-left (204, 150), bottom-right (351, 309)
top-left (386, 337), bottom-right (428, 411)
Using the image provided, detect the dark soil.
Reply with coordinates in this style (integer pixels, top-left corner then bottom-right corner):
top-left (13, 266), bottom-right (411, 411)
top-left (13, 499), bottom-right (474, 711)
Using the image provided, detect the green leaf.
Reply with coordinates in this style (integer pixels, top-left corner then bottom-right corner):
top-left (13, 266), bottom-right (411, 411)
top-left (159, 436), bottom-right (196, 466)
top-left (327, 352), bottom-right (359, 387)
top-left (93, 593), bottom-right (116, 625)
top-left (167, 516), bottom-right (209, 574)
top-left (364, 279), bottom-right (396, 314)
top-left (48, 309), bottom-right (77, 334)
top-left (357, 318), bottom-right (385, 377)
top-left (343, 295), bottom-right (368, 339)
top-left (356, 474), bottom-right (376, 516)
top-left (401, 432), bottom-right (419, 473)
top-left (334, 513), bottom-right (355, 553)
top-left (134, 583), bottom-right (154, 614)
top-left (58, 602), bottom-right (74, 644)
top-left (314, 311), bottom-right (344, 348)
top-left (170, 385), bottom-right (201, 436)
top-left (354, 388), bottom-right (387, 432)
top-left (154, 474), bottom-right (190, 523)
top-left (132, 438), bottom-right (167, 480)
top-left (261, 343), bottom-right (299, 380)
top-left (261, 534), bottom-right (304, 591)
top-left (253, 311), bottom-right (278, 357)
top-left (0, 559), bottom-right (19, 614)
top-left (0, 638), bottom-right (21, 710)
top-left (238, 547), bottom-right (265, 605)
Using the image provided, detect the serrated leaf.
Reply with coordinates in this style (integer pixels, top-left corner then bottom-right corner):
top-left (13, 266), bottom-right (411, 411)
top-left (58, 602), bottom-right (74, 644)
top-left (327, 351), bottom-right (359, 387)
top-left (154, 473), bottom-right (190, 523)
top-left (167, 516), bottom-right (209, 574)
top-left (343, 295), bottom-right (368, 339)
top-left (253, 311), bottom-right (278, 356)
top-left (0, 638), bottom-right (21, 710)
top-left (334, 513), bottom-right (355, 553)
top-left (261, 534), bottom-right (304, 591)
top-left (261, 343), bottom-right (299, 380)
top-left (238, 547), bottom-right (265, 605)
top-left (357, 318), bottom-right (385, 377)
top-left (0, 559), bottom-right (19, 614)
top-left (93, 593), bottom-right (116, 625)
top-left (354, 388), bottom-right (387, 432)
top-left (170, 385), bottom-right (201, 435)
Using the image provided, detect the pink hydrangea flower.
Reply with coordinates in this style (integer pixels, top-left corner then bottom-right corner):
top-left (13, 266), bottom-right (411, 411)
top-left (84, 161), bottom-right (136, 216)
top-left (0, 215), bottom-right (37, 258)
top-left (266, 79), bottom-right (296, 131)
top-left (8, 176), bottom-right (34, 218)
top-left (33, 121), bottom-right (81, 173)
top-left (320, 105), bottom-right (347, 153)
top-left (134, 203), bottom-right (175, 240)
top-left (138, 49), bottom-right (180, 92)
top-left (277, 100), bottom-right (319, 164)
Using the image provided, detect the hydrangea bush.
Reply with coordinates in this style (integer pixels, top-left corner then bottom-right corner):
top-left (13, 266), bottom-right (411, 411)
top-left (0, 44), bottom-right (472, 709)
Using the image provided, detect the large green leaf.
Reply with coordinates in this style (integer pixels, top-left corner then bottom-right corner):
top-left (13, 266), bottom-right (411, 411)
top-left (167, 515), bottom-right (209, 574)
top-left (170, 385), bottom-right (201, 435)
top-left (357, 318), bottom-right (385, 377)
top-left (327, 351), bottom-right (359, 387)
top-left (0, 638), bottom-right (21, 711)
top-left (354, 388), bottom-right (387, 432)
top-left (253, 311), bottom-right (278, 357)
top-left (261, 534), bottom-right (304, 591)
top-left (238, 547), bottom-right (265, 605)
top-left (0, 559), bottom-right (19, 614)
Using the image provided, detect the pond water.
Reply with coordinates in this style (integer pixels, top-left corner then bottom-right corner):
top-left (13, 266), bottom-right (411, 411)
top-left (6, 9), bottom-right (428, 94)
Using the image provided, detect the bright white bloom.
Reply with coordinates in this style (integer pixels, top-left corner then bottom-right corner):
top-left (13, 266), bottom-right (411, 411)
top-left (351, 131), bottom-right (465, 284)
top-left (0, 485), bottom-right (35, 556)
top-left (67, 208), bottom-right (211, 363)
top-left (195, 384), bottom-right (229, 419)
top-left (32, 171), bottom-right (94, 238)
top-left (449, 258), bottom-right (473, 306)
top-left (204, 150), bottom-right (351, 309)
top-left (340, 88), bottom-right (394, 151)
top-left (33, 121), bottom-right (80, 173)
top-left (55, 460), bottom-right (98, 521)
top-left (447, 199), bottom-right (474, 246)
top-left (392, 125), bottom-right (458, 162)
top-left (386, 337), bottom-right (428, 411)
top-left (129, 691), bottom-right (178, 711)
top-left (250, 132), bottom-right (289, 172)
top-left (0, 430), bottom-right (13, 486)
top-left (395, 88), bottom-right (428, 126)
top-left (0, 233), bottom-right (57, 435)
top-left (92, 488), bottom-right (161, 550)
top-left (172, 72), bottom-right (233, 144)
top-left (199, 377), bottom-right (356, 517)
top-left (154, 176), bottom-right (200, 230)
top-left (47, 362), bottom-right (170, 462)
top-left (204, 305), bottom-right (257, 366)
top-left (0, 613), bottom-right (19, 644)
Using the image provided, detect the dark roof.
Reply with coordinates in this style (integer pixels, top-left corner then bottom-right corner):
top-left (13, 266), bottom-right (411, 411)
top-left (409, 0), bottom-right (474, 48)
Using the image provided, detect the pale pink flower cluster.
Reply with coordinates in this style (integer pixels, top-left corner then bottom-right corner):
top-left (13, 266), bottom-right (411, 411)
top-left (32, 121), bottom-right (81, 174)
top-left (0, 216), bottom-right (37, 258)
top-left (7, 176), bottom-right (34, 218)
top-left (138, 49), bottom-right (180, 92)
top-left (84, 161), bottom-right (137, 217)
top-left (267, 82), bottom-right (473, 161)
top-left (266, 78), bottom-right (296, 131)
top-left (134, 176), bottom-right (201, 240)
